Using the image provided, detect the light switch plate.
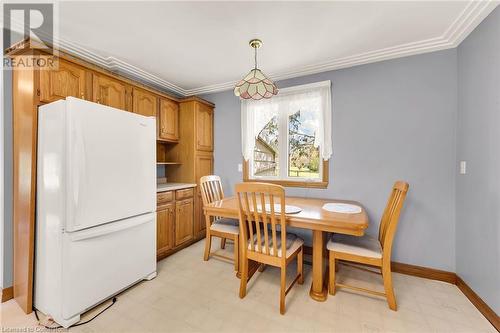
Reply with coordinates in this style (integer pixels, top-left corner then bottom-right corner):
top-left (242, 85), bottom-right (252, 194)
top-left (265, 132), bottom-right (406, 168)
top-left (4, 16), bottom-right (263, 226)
top-left (238, 163), bottom-right (243, 172)
top-left (460, 161), bottom-right (467, 175)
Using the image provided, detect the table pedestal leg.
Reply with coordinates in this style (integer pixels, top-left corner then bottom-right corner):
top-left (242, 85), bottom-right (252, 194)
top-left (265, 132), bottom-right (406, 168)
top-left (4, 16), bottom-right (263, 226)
top-left (309, 230), bottom-right (328, 301)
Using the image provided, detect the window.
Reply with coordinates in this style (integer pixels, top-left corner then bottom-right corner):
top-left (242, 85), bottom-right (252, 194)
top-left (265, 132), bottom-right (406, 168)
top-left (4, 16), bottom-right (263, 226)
top-left (241, 81), bottom-right (332, 188)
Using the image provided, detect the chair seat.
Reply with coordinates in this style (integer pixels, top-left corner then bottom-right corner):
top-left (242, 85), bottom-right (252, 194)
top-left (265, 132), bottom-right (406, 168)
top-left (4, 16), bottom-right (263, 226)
top-left (248, 232), bottom-right (304, 258)
top-left (210, 218), bottom-right (239, 235)
top-left (327, 234), bottom-right (382, 258)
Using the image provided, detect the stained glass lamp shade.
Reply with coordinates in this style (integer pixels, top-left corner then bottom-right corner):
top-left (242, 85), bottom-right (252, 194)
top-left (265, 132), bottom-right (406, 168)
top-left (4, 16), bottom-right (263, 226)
top-left (234, 39), bottom-right (278, 100)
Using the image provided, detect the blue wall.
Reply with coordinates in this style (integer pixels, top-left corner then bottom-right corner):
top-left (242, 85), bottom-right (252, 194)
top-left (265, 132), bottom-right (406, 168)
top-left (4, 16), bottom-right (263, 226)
top-left (456, 7), bottom-right (500, 313)
top-left (203, 49), bottom-right (459, 271)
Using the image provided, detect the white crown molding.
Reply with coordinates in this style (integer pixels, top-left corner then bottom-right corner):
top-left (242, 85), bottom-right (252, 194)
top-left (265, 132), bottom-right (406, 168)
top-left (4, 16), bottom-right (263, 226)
top-left (6, 18), bottom-right (189, 96)
top-left (186, 0), bottom-right (499, 96)
top-left (6, 0), bottom-right (498, 97)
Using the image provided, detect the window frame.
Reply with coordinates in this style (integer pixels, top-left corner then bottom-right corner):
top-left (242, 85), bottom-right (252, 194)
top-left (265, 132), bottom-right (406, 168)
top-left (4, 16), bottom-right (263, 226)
top-left (243, 86), bottom-right (330, 188)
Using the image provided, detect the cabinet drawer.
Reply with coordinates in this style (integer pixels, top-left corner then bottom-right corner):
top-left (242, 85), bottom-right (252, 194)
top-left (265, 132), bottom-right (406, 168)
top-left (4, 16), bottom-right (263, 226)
top-left (157, 191), bottom-right (174, 205)
top-left (176, 188), bottom-right (194, 200)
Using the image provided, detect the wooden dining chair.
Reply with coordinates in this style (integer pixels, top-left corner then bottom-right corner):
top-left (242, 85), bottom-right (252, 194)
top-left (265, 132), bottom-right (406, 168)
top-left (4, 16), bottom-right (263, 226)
top-left (327, 181), bottom-right (409, 311)
top-left (200, 175), bottom-right (239, 271)
top-left (236, 182), bottom-right (304, 315)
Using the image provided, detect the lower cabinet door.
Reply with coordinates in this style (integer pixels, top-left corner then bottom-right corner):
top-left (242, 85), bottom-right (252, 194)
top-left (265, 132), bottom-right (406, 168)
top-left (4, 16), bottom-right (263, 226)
top-left (175, 198), bottom-right (194, 246)
top-left (157, 203), bottom-right (175, 255)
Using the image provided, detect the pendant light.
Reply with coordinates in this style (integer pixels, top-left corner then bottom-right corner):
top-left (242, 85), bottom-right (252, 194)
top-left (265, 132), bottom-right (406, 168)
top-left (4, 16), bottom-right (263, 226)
top-left (234, 39), bottom-right (278, 100)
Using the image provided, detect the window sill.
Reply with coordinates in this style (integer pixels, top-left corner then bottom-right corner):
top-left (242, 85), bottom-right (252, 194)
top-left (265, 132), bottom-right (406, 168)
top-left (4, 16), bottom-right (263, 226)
top-left (243, 178), bottom-right (329, 189)
top-left (243, 159), bottom-right (329, 189)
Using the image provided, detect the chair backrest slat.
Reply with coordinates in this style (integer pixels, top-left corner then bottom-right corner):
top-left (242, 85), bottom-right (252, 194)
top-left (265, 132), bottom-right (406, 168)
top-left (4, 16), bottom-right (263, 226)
top-left (242, 192), bottom-right (255, 252)
top-left (236, 182), bottom-right (286, 259)
top-left (269, 194), bottom-right (279, 256)
top-left (200, 175), bottom-right (227, 221)
top-left (260, 193), bottom-right (270, 255)
top-left (200, 175), bottom-right (225, 206)
top-left (378, 181), bottom-right (409, 261)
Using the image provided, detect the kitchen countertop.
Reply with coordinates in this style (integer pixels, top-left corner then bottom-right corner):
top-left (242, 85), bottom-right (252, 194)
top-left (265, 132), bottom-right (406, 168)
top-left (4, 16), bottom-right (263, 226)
top-left (157, 183), bottom-right (197, 192)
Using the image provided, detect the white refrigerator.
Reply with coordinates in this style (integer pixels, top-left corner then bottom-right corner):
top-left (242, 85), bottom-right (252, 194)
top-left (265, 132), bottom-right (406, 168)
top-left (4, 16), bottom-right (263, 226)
top-left (35, 97), bottom-right (157, 328)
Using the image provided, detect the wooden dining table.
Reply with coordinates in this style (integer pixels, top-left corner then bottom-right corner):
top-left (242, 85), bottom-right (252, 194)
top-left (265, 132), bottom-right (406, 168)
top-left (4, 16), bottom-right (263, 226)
top-left (204, 196), bottom-right (369, 301)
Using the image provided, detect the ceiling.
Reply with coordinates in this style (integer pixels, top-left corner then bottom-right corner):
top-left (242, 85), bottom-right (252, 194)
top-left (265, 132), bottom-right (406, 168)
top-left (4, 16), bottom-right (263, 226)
top-left (29, 1), bottom-right (500, 95)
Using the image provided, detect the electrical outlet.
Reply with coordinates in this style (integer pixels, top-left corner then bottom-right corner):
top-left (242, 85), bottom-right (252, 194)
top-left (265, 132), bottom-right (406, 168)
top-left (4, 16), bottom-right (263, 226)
top-left (460, 161), bottom-right (467, 175)
top-left (238, 163), bottom-right (243, 172)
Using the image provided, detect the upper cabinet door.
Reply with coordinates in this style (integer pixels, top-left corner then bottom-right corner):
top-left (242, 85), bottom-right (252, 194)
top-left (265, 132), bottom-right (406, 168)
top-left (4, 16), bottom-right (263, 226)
top-left (133, 88), bottom-right (157, 117)
top-left (39, 60), bottom-right (87, 103)
top-left (92, 74), bottom-right (128, 110)
top-left (195, 103), bottom-right (213, 152)
top-left (158, 98), bottom-right (179, 142)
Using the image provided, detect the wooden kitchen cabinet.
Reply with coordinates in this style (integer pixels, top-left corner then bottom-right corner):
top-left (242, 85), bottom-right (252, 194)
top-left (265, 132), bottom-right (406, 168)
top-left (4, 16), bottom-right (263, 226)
top-left (195, 102), bottom-right (213, 152)
top-left (39, 59), bottom-right (88, 102)
top-left (92, 73), bottom-right (129, 110)
top-left (195, 152), bottom-right (214, 181)
top-left (165, 98), bottom-right (214, 241)
top-left (174, 198), bottom-right (194, 246)
top-left (158, 98), bottom-right (179, 141)
top-left (194, 193), bottom-right (206, 238)
top-left (133, 88), bottom-right (157, 117)
top-left (194, 152), bottom-right (213, 237)
top-left (156, 188), bottom-right (196, 259)
top-left (156, 202), bottom-right (175, 256)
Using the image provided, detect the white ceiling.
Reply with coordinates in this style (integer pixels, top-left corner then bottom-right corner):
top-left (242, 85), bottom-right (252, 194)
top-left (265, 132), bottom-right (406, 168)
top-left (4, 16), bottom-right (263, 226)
top-left (47, 1), bottom-right (499, 95)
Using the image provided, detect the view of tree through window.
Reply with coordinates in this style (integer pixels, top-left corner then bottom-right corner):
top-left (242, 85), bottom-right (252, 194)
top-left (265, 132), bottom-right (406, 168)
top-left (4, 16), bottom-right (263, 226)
top-left (247, 82), bottom-right (330, 184)
top-left (253, 116), bottom-right (279, 176)
top-left (252, 110), bottom-right (320, 179)
top-left (288, 110), bottom-right (320, 178)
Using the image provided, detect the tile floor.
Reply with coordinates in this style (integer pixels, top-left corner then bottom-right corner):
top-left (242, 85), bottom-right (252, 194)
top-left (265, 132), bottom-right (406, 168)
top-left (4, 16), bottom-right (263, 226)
top-left (1, 240), bottom-right (496, 332)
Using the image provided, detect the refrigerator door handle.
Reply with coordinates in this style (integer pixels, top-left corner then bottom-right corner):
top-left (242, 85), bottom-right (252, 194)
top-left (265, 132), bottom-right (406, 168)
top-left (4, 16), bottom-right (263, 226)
top-left (69, 116), bottom-right (87, 230)
top-left (69, 213), bottom-right (153, 242)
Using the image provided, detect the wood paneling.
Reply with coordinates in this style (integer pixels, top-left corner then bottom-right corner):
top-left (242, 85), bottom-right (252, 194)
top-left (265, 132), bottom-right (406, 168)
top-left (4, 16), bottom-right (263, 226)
top-left (39, 59), bottom-right (87, 102)
top-left (12, 62), bottom-right (37, 314)
top-left (92, 73), bottom-right (129, 110)
top-left (175, 198), bottom-right (194, 246)
top-left (156, 203), bottom-right (175, 257)
top-left (133, 88), bottom-right (157, 117)
top-left (158, 98), bottom-right (179, 141)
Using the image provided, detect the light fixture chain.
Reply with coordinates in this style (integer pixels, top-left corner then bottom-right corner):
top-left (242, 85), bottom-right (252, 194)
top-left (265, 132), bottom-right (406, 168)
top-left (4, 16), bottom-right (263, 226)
top-left (254, 46), bottom-right (257, 69)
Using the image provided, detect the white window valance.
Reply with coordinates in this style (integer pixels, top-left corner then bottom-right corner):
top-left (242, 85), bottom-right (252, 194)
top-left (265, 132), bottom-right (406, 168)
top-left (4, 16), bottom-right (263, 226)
top-left (241, 80), bottom-right (333, 161)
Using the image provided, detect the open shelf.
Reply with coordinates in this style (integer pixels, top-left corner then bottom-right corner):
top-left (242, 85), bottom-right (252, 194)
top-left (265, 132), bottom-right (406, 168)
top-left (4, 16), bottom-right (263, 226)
top-left (157, 162), bottom-right (182, 165)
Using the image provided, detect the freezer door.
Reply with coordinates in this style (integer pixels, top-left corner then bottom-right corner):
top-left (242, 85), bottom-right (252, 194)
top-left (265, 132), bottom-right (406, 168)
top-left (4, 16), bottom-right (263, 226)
top-left (65, 97), bottom-right (156, 232)
top-left (62, 213), bottom-right (156, 320)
